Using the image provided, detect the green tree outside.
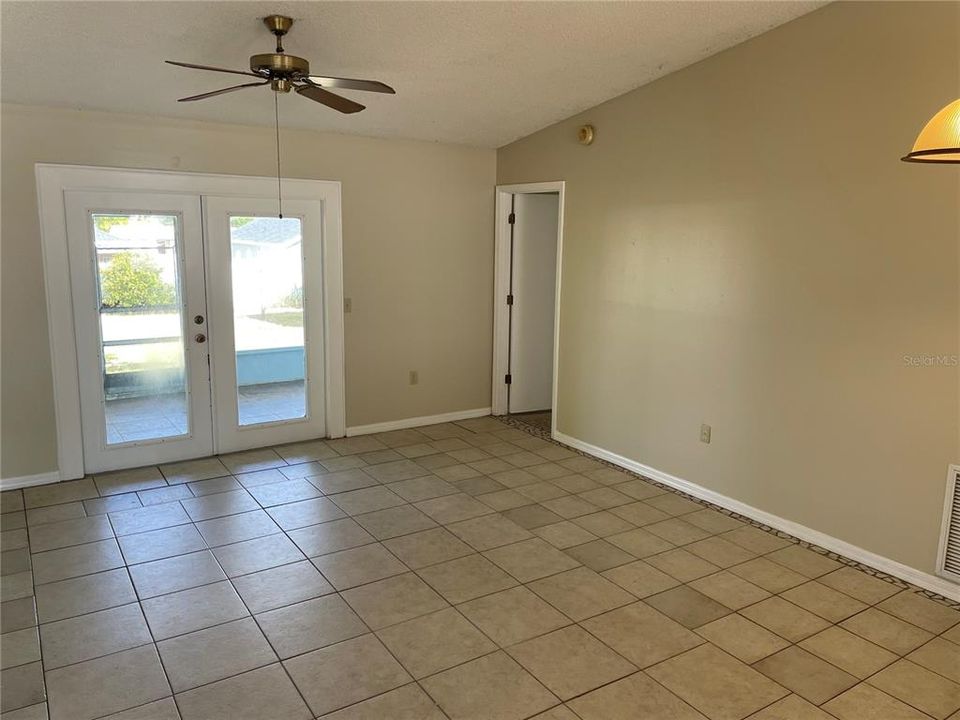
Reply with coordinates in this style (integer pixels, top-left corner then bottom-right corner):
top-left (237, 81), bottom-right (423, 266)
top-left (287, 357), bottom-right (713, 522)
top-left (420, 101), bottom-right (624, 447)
top-left (99, 251), bottom-right (177, 308)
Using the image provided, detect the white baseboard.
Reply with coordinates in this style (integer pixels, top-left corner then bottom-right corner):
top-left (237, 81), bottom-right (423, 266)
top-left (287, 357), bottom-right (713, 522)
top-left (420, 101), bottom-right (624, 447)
top-left (346, 407), bottom-right (492, 437)
top-left (1, 471), bottom-right (62, 491)
top-left (555, 431), bottom-right (960, 602)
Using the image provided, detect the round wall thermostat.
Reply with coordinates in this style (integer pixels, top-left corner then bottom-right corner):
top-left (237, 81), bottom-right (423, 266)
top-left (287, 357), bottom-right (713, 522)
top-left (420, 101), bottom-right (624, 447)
top-left (578, 125), bottom-right (595, 145)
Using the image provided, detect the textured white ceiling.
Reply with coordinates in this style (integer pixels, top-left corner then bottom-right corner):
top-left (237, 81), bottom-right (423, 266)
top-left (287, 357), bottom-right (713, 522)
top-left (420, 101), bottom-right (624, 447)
top-left (1, 1), bottom-right (823, 147)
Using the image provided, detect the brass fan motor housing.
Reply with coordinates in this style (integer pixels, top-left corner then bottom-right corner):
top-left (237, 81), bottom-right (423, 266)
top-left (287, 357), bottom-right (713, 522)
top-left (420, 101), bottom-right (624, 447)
top-left (250, 53), bottom-right (310, 79)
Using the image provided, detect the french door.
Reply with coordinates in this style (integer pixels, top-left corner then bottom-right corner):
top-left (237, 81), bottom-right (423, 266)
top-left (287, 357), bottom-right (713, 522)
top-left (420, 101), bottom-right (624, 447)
top-left (65, 190), bottom-right (326, 472)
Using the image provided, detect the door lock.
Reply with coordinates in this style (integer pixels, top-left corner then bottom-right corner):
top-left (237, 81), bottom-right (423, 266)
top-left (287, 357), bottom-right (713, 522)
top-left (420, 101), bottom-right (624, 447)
top-left (194, 315), bottom-right (204, 324)
top-left (194, 333), bottom-right (206, 343)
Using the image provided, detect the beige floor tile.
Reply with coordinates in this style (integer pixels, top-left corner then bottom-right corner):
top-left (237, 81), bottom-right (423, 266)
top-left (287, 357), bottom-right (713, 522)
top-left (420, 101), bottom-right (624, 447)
top-left (530, 705), bottom-right (581, 720)
top-left (137, 484), bottom-right (193, 506)
top-left (213, 533), bottom-right (304, 577)
top-left (484, 538), bottom-right (580, 582)
top-left (908, 637), bottom-right (960, 683)
top-left (551, 475), bottom-right (601, 495)
top-left (610, 502), bottom-right (671, 528)
top-left (194, 509), bottom-right (280, 547)
top-left (0, 627), bottom-right (40, 670)
top-left (330, 486), bottom-right (406, 516)
top-left (1, 529), bottom-right (29, 552)
top-left (274, 439), bottom-right (338, 464)
top-left (824, 683), bottom-right (932, 720)
top-left (648, 644), bottom-right (787, 720)
top-left (99, 697), bottom-right (180, 719)
top-left (581, 602), bottom-right (703, 668)
top-left (645, 494), bottom-right (702, 517)
top-left (695, 614), bottom-right (788, 663)
top-left (568, 671), bottom-right (707, 720)
top-left (25, 503), bottom-right (85, 527)
top-left (740, 597), bottom-right (830, 643)
top-left (23, 479), bottom-right (98, 510)
top-left (383, 527), bottom-right (474, 569)
top-left (540, 496), bottom-right (599, 519)
top-left (415, 493), bottom-right (496, 524)
top-left (747, 694), bottom-right (836, 719)
top-left (176, 664), bottom-right (311, 720)
top-left (840, 607), bottom-right (934, 655)
top-left (128, 549), bottom-right (225, 598)
top-left (388, 475), bottom-right (459, 503)
top-left (577, 487), bottom-right (634, 510)
top-left (36, 568), bottom-right (137, 623)
top-left (765, 546), bottom-right (842, 579)
top-left (187, 476), bottom-right (242, 497)
top-left (109, 503), bottom-right (191, 536)
top-left (477, 489), bottom-right (533, 512)
top-left (418, 553), bottom-right (517, 603)
top-left (564, 539), bottom-right (635, 571)
top-left (435, 463), bottom-right (484, 482)
top-left (232, 559), bottom-right (334, 613)
top-left (141, 580), bottom-right (248, 640)
top-left (684, 509), bottom-right (744, 535)
top-left (533, 521), bottom-right (598, 549)
top-left (817, 567), bottom-right (901, 604)
top-left (869, 659), bottom-right (960, 719)
top-left (517, 482), bottom-right (569, 503)
top-left (326, 435), bottom-right (387, 455)
top-left (781, 581), bottom-right (867, 623)
top-left (645, 586), bottom-right (731, 629)
top-left (284, 634), bottom-right (411, 717)
top-left (354, 505), bottom-right (437, 540)
top-left (0, 662), bottom-right (45, 714)
top-left (377, 607), bottom-right (495, 678)
top-left (116, 523), bottom-right (207, 565)
top-left (614, 479), bottom-right (664, 501)
top-left (236, 468), bottom-right (291, 488)
top-left (257, 594), bottom-right (368, 659)
top-left (308, 468), bottom-right (378, 495)
top-left (246, 478), bottom-right (322, 508)
top-left (29, 515), bottom-right (114, 553)
top-left (508, 625), bottom-right (636, 700)
top-left (1, 597), bottom-right (37, 635)
top-left (689, 571), bottom-right (770, 610)
top-left (312, 543), bottom-right (407, 589)
top-left (455, 476), bottom-right (508, 497)
top-left (602, 559), bottom-right (680, 598)
top-left (1, 511), bottom-right (27, 531)
top-left (942, 622), bottom-right (960, 645)
top-left (319, 683), bottom-right (446, 720)
top-left (528, 566), bottom-right (635, 621)
top-left (39, 603), bottom-right (151, 669)
top-left (363, 459), bottom-right (431, 483)
top-left (502, 505), bottom-right (564, 529)
top-left (728, 558), bottom-right (807, 593)
top-left (93, 467), bottom-right (167, 496)
top-left (754, 646), bottom-right (857, 704)
top-left (646, 549), bottom-right (720, 582)
top-left (342, 572), bottom-right (448, 629)
top-left (321, 456), bottom-right (370, 472)
top-left (265, 497), bottom-right (345, 531)
top-left (721, 526), bottom-right (792, 554)
top-left (158, 617), bottom-right (277, 691)
top-left (645, 518), bottom-right (710, 545)
top-left (685, 537), bottom-right (755, 568)
top-left (159, 457), bottom-right (230, 484)
top-left (879, 591), bottom-right (960, 634)
top-left (45, 645), bottom-right (170, 720)
top-left (288, 518), bottom-right (375, 557)
top-left (180, 490), bottom-right (259, 522)
top-left (799, 626), bottom-right (897, 678)
top-left (32, 538), bottom-right (123, 585)
top-left (420, 651), bottom-right (558, 720)
top-left (219, 448), bottom-right (286, 474)
top-left (1, 571), bottom-right (34, 603)
top-left (447, 514), bottom-right (533, 551)
top-left (459, 586), bottom-right (570, 646)
top-left (1, 492), bottom-right (25, 514)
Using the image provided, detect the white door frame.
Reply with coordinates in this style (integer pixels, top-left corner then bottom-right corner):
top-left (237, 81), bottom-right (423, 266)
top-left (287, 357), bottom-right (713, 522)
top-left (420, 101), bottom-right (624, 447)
top-left (36, 163), bottom-right (346, 481)
top-left (492, 181), bottom-right (565, 436)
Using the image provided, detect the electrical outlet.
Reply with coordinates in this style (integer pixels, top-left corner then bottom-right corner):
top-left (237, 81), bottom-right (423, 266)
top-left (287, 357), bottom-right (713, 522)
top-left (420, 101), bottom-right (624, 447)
top-left (344, 297), bottom-right (352, 313)
top-left (409, 370), bottom-right (419, 386)
top-left (700, 424), bottom-right (712, 444)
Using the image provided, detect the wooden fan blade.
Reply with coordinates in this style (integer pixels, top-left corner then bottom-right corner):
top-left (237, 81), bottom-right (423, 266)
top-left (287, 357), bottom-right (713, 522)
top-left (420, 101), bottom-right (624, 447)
top-left (166, 60), bottom-right (262, 78)
top-left (178, 81), bottom-right (269, 102)
top-left (296, 84), bottom-right (365, 114)
top-left (307, 76), bottom-right (395, 94)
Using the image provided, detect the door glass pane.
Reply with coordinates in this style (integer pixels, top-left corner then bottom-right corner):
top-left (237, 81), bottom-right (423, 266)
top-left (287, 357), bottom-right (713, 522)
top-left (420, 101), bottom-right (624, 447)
top-left (93, 213), bottom-right (188, 444)
top-left (229, 216), bottom-right (306, 426)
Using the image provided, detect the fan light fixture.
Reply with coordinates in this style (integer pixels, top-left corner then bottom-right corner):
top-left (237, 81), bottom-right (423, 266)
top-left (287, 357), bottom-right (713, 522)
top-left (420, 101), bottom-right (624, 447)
top-left (901, 99), bottom-right (960, 164)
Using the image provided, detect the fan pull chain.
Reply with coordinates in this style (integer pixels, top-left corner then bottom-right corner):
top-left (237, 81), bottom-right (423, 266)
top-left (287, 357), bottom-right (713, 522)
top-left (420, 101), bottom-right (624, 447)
top-left (274, 91), bottom-right (283, 219)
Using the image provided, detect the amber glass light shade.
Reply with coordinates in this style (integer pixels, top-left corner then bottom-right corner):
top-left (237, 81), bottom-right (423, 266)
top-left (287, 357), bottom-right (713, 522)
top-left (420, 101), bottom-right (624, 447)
top-left (902, 99), bottom-right (960, 163)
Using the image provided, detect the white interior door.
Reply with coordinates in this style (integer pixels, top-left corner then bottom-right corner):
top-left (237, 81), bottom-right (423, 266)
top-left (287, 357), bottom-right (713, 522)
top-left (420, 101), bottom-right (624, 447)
top-left (509, 192), bottom-right (559, 413)
top-left (204, 197), bottom-right (326, 452)
top-left (65, 191), bottom-right (213, 472)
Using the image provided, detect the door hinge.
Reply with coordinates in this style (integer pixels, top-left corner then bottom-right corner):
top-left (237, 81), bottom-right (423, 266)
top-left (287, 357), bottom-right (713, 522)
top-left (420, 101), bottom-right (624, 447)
top-left (507, 212), bottom-right (516, 225)
top-left (506, 294), bottom-right (514, 306)
top-left (504, 373), bottom-right (512, 385)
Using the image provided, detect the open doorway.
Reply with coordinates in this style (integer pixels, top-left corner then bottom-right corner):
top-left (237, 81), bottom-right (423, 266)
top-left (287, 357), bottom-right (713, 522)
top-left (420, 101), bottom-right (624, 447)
top-left (492, 182), bottom-right (564, 435)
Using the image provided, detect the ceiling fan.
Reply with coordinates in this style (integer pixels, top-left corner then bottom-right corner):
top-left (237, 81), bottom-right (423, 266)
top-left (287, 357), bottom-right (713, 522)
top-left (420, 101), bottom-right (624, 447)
top-left (166, 15), bottom-right (395, 114)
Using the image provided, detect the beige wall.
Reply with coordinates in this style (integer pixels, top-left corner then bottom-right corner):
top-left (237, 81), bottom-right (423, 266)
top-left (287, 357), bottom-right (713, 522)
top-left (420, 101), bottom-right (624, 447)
top-left (498, 1), bottom-right (960, 575)
top-left (1, 105), bottom-right (496, 478)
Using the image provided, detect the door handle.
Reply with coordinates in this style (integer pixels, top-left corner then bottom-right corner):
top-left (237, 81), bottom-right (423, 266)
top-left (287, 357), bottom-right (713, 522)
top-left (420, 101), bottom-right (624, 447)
top-left (195, 333), bottom-right (207, 343)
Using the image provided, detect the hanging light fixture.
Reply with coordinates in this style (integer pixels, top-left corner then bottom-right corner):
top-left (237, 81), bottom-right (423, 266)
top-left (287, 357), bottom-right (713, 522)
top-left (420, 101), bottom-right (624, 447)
top-left (901, 99), bottom-right (960, 163)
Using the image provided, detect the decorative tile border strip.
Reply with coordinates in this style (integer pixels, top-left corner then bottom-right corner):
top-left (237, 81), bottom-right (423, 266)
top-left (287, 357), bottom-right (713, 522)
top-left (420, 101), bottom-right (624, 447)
top-left (497, 414), bottom-right (960, 610)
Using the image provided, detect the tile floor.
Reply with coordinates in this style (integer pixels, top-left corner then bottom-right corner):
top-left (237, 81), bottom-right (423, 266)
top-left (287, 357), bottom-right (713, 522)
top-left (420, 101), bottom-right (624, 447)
top-left (2, 416), bottom-right (959, 720)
